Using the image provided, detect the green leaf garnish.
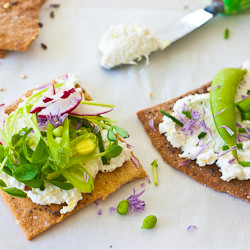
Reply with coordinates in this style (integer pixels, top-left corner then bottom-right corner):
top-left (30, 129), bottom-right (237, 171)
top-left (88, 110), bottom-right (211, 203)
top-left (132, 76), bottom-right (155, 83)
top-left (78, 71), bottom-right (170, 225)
top-left (0, 179), bottom-right (7, 187)
top-left (106, 145), bottom-right (122, 158)
top-left (13, 164), bottom-right (39, 181)
top-left (237, 143), bottom-right (243, 150)
top-left (49, 180), bottom-right (74, 190)
top-left (114, 126), bottom-right (129, 139)
top-left (107, 127), bottom-right (117, 141)
top-left (222, 145), bottom-right (229, 151)
top-left (2, 188), bottom-right (26, 198)
top-left (31, 138), bottom-right (49, 164)
top-left (160, 110), bottom-right (184, 127)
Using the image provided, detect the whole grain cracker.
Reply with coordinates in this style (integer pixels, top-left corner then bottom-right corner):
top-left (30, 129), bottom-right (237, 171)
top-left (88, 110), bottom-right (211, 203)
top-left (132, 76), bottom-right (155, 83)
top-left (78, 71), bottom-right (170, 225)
top-left (0, 0), bottom-right (40, 51)
top-left (137, 83), bottom-right (250, 203)
top-left (1, 82), bottom-right (146, 240)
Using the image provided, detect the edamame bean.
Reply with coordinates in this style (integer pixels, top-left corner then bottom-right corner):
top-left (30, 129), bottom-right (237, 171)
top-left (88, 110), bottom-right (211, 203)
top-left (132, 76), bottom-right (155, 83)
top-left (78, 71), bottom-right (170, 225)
top-left (117, 200), bottom-right (129, 215)
top-left (141, 215), bottom-right (157, 229)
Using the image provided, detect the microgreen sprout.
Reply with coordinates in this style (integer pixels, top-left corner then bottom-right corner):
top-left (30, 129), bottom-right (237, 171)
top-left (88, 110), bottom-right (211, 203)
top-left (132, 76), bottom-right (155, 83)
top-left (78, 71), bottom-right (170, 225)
top-left (151, 159), bottom-right (158, 186)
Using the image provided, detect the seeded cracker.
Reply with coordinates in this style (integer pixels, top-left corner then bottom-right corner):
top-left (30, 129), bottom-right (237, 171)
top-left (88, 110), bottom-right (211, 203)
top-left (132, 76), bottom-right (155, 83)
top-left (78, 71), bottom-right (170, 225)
top-left (0, 0), bottom-right (40, 51)
top-left (0, 50), bottom-right (6, 58)
top-left (137, 83), bottom-right (250, 203)
top-left (0, 78), bottom-right (146, 240)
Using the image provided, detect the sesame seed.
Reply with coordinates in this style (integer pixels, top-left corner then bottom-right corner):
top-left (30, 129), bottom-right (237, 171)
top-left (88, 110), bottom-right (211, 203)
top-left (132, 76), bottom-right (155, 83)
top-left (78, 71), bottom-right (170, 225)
top-left (50, 3), bottom-right (60, 8)
top-left (3, 2), bottom-right (11, 9)
top-left (50, 10), bottom-right (54, 18)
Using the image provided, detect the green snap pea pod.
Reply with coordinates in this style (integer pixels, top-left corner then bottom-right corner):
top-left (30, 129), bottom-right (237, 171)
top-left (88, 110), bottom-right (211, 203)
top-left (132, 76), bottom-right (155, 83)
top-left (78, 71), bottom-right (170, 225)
top-left (210, 68), bottom-right (247, 159)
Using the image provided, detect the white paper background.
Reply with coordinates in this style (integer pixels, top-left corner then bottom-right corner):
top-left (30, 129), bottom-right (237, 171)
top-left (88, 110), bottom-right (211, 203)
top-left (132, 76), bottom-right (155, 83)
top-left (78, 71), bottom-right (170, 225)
top-left (0, 0), bottom-right (250, 249)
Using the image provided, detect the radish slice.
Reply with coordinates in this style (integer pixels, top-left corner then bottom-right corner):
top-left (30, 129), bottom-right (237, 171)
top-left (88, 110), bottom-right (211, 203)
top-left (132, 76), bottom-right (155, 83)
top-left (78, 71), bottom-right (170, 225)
top-left (37, 90), bottom-right (82, 117)
top-left (30, 85), bottom-right (56, 113)
top-left (69, 103), bottom-right (113, 116)
top-left (0, 104), bottom-right (5, 130)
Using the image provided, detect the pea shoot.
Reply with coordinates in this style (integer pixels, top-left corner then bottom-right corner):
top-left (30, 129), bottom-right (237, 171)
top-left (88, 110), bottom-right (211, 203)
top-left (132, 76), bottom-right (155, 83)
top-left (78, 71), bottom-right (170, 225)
top-left (151, 159), bottom-right (158, 186)
top-left (141, 215), bottom-right (157, 229)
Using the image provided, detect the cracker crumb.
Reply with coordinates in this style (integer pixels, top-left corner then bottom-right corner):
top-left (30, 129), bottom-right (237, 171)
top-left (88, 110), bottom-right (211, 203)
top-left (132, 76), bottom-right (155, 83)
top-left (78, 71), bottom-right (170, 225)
top-left (50, 10), bottom-right (54, 18)
top-left (20, 74), bottom-right (27, 79)
top-left (38, 22), bottom-right (43, 28)
top-left (50, 3), bottom-right (60, 8)
top-left (3, 2), bottom-right (11, 9)
top-left (0, 87), bottom-right (4, 91)
top-left (149, 92), bottom-right (152, 98)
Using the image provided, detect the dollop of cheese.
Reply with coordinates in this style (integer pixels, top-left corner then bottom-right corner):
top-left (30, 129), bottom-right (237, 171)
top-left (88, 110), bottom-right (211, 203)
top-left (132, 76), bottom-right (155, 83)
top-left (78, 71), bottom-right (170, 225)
top-left (98, 24), bottom-right (169, 69)
top-left (159, 59), bottom-right (250, 181)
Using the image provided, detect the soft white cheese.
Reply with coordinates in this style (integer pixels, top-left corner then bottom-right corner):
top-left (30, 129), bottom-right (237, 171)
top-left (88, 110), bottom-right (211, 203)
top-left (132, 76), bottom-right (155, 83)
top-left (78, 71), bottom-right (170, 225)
top-left (98, 24), bottom-right (169, 69)
top-left (159, 59), bottom-right (250, 181)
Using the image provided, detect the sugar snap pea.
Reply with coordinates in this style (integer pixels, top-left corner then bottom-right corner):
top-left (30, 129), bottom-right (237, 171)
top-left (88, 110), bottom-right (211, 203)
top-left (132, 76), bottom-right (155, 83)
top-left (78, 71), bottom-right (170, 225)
top-left (210, 68), bottom-right (247, 159)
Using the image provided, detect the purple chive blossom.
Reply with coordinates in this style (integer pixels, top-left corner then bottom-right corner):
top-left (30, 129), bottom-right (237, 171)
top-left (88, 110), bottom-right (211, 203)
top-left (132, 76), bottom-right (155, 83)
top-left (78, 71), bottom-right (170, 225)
top-left (219, 125), bottom-right (234, 136)
top-left (187, 225), bottom-right (198, 232)
top-left (178, 159), bottom-right (191, 167)
top-left (37, 116), bottom-right (49, 130)
top-left (75, 120), bottom-right (83, 130)
top-left (210, 84), bottom-right (221, 91)
top-left (140, 183), bottom-right (145, 188)
top-left (191, 109), bottom-right (200, 120)
top-left (194, 142), bottom-right (209, 158)
top-left (131, 155), bottom-right (139, 168)
top-left (65, 73), bottom-right (69, 79)
top-left (47, 108), bottom-right (68, 128)
top-left (237, 133), bottom-right (250, 142)
top-left (218, 145), bottom-right (237, 157)
top-left (148, 119), bottom-right (156, 131)
top-left (228, 158), bottom-right (236, 164)
top-left (241, 95), bottom-right (249, 100)
top-left (93, 125), bottom-right (100, 135)
top-left (109, 207), bottom-right (116, 213)
top-left (244, 125), bottom-right (250, 139)
top-left (145, 175), bottom-right (151, 183)
top-left (127, 188), bottom-right (145, 213)
top-left (97, 209), bottom-right (103, 215)
top-left (236, 122), bottom-right (242, 128)
top-left (215, 108), bottom-right (225, 117)
top-left (125, 142), bottom-right (133, 148)
top-left (37, 82), bottom-right (51, 90)
top-left (84, 172), bottom-right (89, 183)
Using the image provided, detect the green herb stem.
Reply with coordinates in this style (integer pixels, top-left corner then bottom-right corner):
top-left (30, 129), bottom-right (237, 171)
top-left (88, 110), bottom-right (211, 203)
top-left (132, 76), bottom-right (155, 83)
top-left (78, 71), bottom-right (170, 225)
top-left (80, 101), bottom-right (115, 108)
top-left (151, 159), bottom-right (158, 186)
top-left (224, 28), bottom-right (229, 39)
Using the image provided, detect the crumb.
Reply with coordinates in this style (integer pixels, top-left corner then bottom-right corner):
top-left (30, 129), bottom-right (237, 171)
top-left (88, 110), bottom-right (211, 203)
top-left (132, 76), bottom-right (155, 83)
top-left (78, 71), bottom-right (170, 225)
top-left (0, 87), bottom-right (4, 91)
top-left (20, 74), bottom-right (27, 79)
top-left (41, 43), bottom-right (47, 50)
top-left (3, 2), bottom-right (11, 9)
top-left (50, 10), bottom-right (54, 18)
top-left (183, 5), bottom-right (189, 9)
top-left (50, 3), bottom-right (60, 8)
top-left (110, 245), bottom-right (113, 248)
top-left (149, 92), bottom-right (152, 98)
top-left (38, 22), bottom-right (43, 28)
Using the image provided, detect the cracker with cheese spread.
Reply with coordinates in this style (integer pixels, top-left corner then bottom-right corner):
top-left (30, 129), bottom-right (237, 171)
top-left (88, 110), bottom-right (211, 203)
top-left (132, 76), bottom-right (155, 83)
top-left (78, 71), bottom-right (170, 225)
top-left (0, 75), bottom-right (146, 240)
top-left (137, 60), bottom-right (250, 203)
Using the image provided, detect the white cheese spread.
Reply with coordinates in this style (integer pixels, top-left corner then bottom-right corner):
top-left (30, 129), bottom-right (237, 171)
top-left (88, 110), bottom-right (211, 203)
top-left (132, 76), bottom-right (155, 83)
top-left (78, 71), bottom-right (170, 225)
top-left (98, 24), bottom-right (169, 69)
top-left (159, 59), bottom-right (250, 181)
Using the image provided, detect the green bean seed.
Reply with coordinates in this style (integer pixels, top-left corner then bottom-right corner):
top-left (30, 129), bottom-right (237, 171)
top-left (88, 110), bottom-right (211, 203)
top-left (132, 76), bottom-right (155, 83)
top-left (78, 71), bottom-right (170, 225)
top-left (117, 200), bottom-right (129, 215)
top-left (141, 215), bottom-right (157, 229)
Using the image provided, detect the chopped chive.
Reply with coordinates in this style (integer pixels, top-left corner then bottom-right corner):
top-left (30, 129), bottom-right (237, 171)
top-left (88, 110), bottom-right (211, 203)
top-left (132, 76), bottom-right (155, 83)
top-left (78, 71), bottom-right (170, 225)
top-left (182, 111), bottom-right (191, 119)
top-left (160, 110), bottom-right (183, 127)
top-left (238, 127), bottom-right (250, 133)
top-left (151, 159), bottom-right (158, 186)
top-left (198, 132), bottom-right (207, 140)
top-left (237, 143), bottom-right (243, 150)
top-left (224, 28), bottom-right (229, 39)
top-left (239, 161), bottom-right (250, 167)
top-left (247, 90), bottom-right (250, 95)
top-left (96, 131), bottom-right (108, 165)
top-left (222, 145), bottom-right (229, 151)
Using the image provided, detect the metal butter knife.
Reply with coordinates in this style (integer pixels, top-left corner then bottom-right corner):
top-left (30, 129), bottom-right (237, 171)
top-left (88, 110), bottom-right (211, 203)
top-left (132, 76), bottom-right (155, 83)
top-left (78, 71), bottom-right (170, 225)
top-left (157, 1), bottom-right (224, 44)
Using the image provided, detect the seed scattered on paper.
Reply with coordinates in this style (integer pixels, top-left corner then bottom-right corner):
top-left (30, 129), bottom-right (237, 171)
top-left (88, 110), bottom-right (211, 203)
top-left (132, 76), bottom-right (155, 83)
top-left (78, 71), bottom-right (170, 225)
top-left (20, 74), bottom-right (27, 79)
